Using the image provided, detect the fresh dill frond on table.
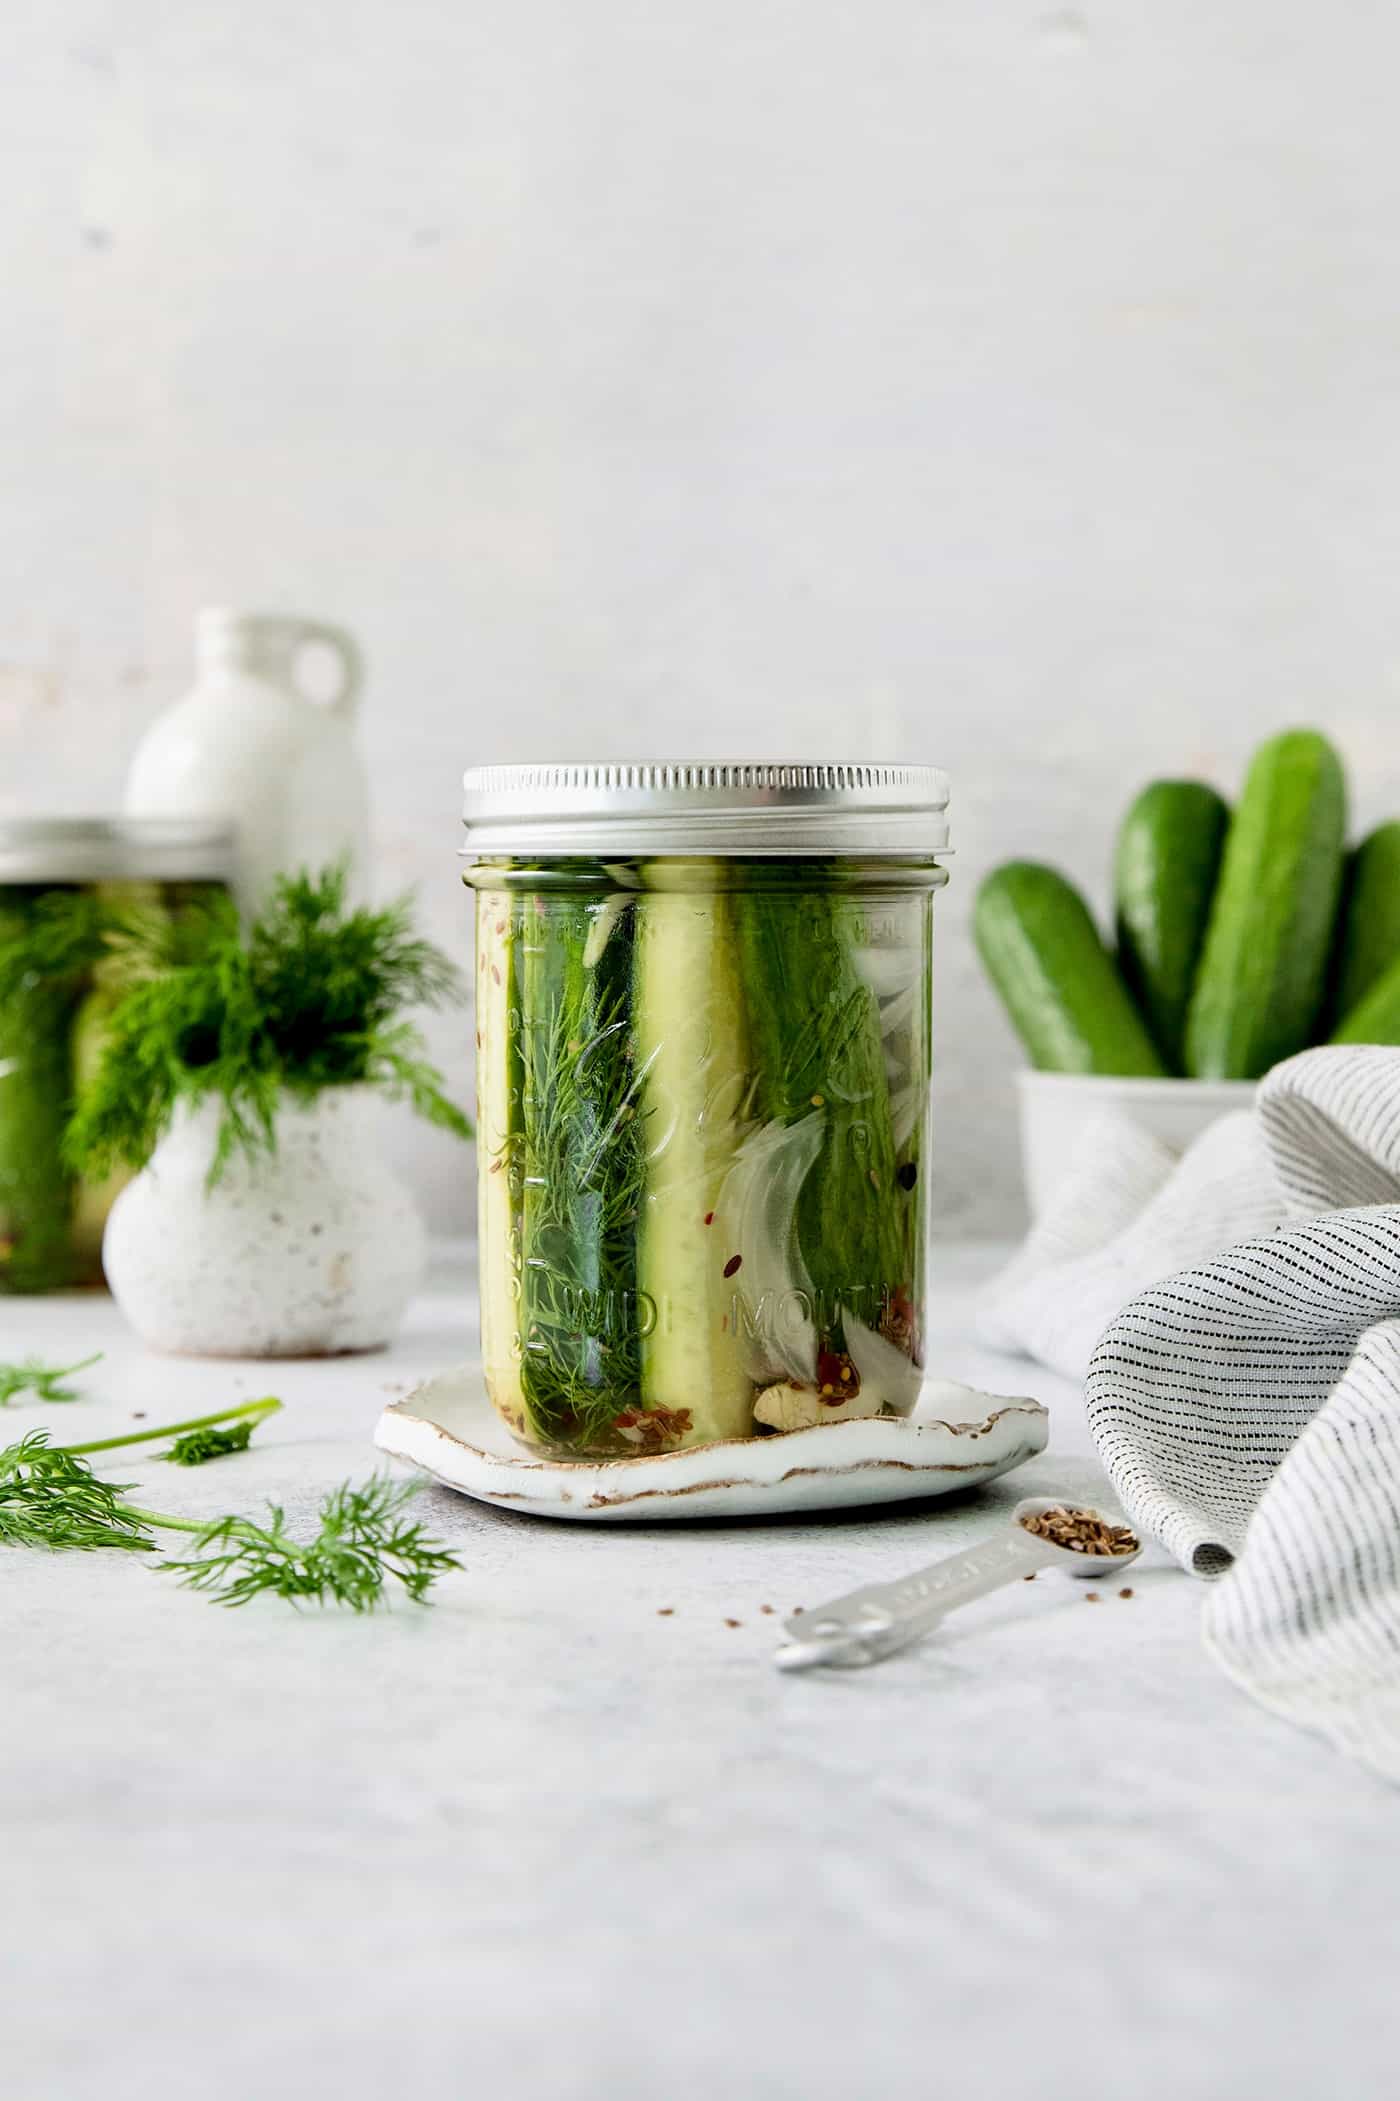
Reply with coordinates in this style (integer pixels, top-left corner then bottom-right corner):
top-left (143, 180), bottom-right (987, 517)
top-left (0, 1397), bottom-right (458, 1610)
top-left (161, 1475), bottom-right (461, 1610)
top-left (0, 1352), bottom-right (103, 1405)
top-left (163, 1420), bottom-right (258, 1465)
top-left (0, 1432), bottom-right (154, 1553)
top-left (59, 1395), bottom-right (283, 1465)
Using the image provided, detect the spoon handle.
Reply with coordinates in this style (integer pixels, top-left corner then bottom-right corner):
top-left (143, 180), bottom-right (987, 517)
top-left (774, 1527), bottom-right (1057, 1671)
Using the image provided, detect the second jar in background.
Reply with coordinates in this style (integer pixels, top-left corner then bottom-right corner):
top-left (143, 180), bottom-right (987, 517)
top-left (0, 819), bottom-right (235, 1291)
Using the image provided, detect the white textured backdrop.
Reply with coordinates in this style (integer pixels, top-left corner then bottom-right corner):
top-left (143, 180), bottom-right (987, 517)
top-left (3, 1), bottom-right (1399, 1234)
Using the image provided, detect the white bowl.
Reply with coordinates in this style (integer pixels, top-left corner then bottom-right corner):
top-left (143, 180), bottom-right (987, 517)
top-left (1016, 1070), bottom-right (1256, 1220)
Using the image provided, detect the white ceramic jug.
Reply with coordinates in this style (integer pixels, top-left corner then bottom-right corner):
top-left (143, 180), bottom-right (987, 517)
top-left (124, 609), bottom-right (369, 910)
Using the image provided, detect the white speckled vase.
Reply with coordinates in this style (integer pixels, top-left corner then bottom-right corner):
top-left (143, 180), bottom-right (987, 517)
top-left (102, 1089), bottom-right (427, 1357)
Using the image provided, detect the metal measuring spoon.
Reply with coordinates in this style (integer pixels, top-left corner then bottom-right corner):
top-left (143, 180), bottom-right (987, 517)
top-left (773, 1495), bottom-right (1143, 1673)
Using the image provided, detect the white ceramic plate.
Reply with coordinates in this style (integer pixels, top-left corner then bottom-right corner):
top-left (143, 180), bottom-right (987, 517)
top-left (374, 1367), bottom-right (1050, 1522)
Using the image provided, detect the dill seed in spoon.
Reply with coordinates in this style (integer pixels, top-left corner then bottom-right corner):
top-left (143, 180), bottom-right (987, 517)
top-left (1018, 1505), bottom-right (1140, 1558)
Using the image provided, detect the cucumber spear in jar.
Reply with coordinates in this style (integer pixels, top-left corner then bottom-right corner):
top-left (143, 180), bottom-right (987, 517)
top-left (633, 865), bottom-right (756, 1447)
top-left (475, 889), bottom-right (527, 1435)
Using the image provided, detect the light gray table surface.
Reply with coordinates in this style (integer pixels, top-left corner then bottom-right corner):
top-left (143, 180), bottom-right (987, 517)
top-left (4, 1243), bottom-right (1395, 2101)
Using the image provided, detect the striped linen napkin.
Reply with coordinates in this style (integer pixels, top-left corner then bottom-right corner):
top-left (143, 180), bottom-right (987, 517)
top-left (983, 1046), bottom-right (1400, 1783)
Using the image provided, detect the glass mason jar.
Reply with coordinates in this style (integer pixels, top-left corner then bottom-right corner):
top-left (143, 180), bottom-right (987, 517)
top-left (0, 818), bottom-right (235, 1292)
top-left (462, 764), bottom-right (951, 1457)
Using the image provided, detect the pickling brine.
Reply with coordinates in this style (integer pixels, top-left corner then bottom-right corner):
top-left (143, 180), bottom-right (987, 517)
top-left (462, 766), bottom-right (950, 1458)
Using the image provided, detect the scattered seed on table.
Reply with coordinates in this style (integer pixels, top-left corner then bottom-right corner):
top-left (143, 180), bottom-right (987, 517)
top-left (657, 1608), bottom-right (674, 1617)
top-left (1119, 1588), bottom-right (1134, 1600)
top-left (760, 1604), bottom-right (774, 1615)
top-left (1022, 1572), bottom-right (1036, 1582)
top-left (1084, 1592), bottom-right (1102, 1604)
top-left (724, 1618), bottom-right (741, 1629)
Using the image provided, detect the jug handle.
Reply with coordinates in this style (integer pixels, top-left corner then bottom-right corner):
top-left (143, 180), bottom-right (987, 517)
top-left (290, 621), bottom-right (363, 720)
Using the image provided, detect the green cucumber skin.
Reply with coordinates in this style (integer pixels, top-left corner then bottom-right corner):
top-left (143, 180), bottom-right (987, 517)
top-left (1114, 780), bottom-right (1229, 1073)
top-left (0, 892), bottom-right (79, 1292)
top-left (68, 980), bottom-right (131, 1280)
top-left (1332, 950), bottom-right (1400, 1046)
top-left (1185, 731), bottom-right (1347, 1081)
top-left (1332, 822), bottom-right (1400, 1023)
top-left (975, 863), bottom-right (1169, 1077)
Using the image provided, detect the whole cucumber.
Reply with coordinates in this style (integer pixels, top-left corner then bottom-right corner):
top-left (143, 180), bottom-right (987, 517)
top-left (975, 862), bottom-right (1169, 1077)
top-left (1331, 821), bottom-right (1400, 1023)
top-left (1185, 731), bottom-right (1347, 1080)
top-left (1114, 780), bottom-right (1229, 1072)
top-left (1332, 951), bottom-right (1400, 1047)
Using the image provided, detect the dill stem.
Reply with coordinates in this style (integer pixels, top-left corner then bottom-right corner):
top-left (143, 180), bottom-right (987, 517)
top-left (60, 1396), bottom-right (283, 1458)
top-left (46, 1353), bottom-right (104, 1380)
top-left (112, 1504), bottom-right (226, 1539)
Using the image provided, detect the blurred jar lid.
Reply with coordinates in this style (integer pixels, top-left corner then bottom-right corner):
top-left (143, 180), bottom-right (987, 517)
top-left (0, 816), bottom-right (237, 884)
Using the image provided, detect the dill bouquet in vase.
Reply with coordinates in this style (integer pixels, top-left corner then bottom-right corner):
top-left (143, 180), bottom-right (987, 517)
top-left (62, 867), bottom-right (471, 1357)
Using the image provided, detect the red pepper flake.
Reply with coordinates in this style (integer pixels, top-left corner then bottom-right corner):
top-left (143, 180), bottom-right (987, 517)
top-left (720, 1315), bottom-right (728, 1331)
top-left (703, 1211), bottom-right (714, 1226)
top-left (495, 919), bottom-right (506, 934)
top-left (491, 964), bottom-right (501, 985)
top-left (723, 1254), bottom-right (742, 1279)
top-left (815, 1347), bottom-right (859, 1400)
top-left (489, 1158), bottom-right (502, 1174)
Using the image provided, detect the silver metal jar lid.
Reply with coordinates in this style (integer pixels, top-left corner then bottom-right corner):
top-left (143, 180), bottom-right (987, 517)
top-left (0, 817), bottom-right (237, 885)
top-left (461, 762), bottom-right (951, 858)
